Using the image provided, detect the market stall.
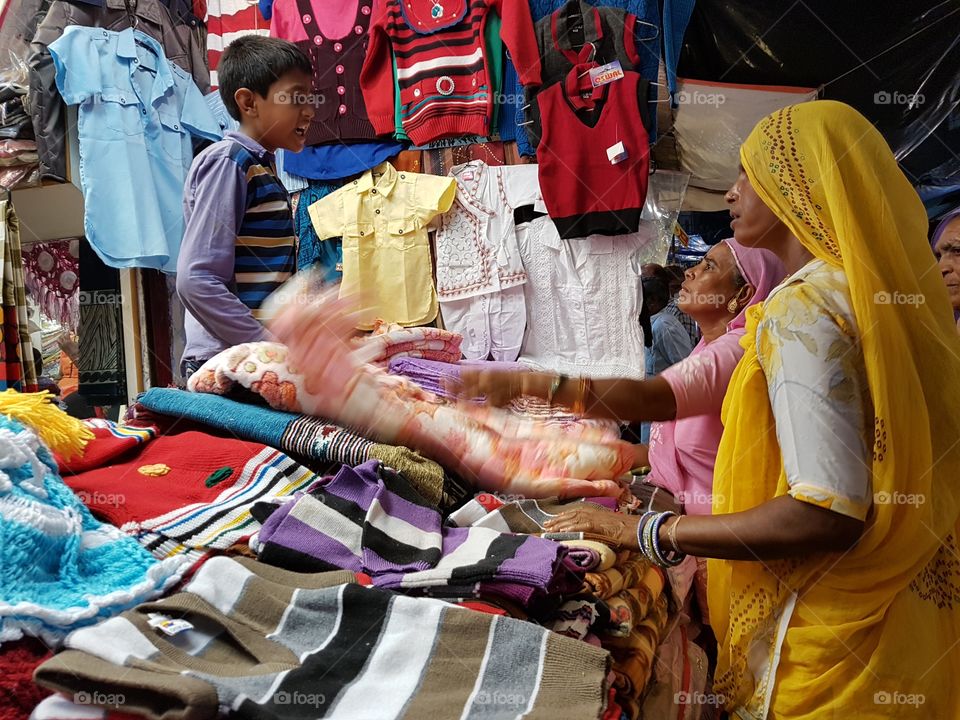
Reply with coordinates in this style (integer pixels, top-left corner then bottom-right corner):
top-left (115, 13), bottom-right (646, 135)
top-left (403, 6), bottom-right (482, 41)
top-left (0, 0), bottom-right (959, 717)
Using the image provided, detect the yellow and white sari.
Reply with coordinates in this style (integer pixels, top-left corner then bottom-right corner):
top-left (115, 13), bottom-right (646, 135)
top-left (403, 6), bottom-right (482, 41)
top-left (708, 100), bottom-right (960, 719)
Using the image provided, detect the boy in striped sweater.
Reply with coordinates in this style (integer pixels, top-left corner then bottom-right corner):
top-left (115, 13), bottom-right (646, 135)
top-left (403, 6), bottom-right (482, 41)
top-left (177, 36), bottom-right (315, 379)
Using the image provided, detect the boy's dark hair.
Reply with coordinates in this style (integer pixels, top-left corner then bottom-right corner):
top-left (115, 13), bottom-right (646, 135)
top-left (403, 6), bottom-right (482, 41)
top-left (218, 36), bottom-right (312, 120)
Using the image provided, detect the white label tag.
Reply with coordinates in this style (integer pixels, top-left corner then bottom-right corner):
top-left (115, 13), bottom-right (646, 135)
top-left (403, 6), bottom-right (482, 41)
top-left (606, 141), bottom-right (628, 164)
top-left (147, 613), bottom-right (194, 636)
top-left (461, 171), bottom-right (475, 181)
top-left (589, 60), bottom-right (624, 88)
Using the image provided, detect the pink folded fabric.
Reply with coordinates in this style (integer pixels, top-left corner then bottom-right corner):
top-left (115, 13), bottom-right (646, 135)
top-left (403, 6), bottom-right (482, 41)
top-left (360, 320), bottom-right (463, 367)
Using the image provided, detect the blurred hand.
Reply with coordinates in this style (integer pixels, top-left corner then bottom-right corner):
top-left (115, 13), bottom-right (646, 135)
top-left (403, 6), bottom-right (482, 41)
top-left (543, 505), bottom-right (639, 549)
top-left (265, 276), bottom-right (368, 399)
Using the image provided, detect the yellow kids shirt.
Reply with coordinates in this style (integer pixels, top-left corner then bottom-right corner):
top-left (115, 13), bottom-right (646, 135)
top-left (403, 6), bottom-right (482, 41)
top-left (308, 162), bottom-right (456, 329)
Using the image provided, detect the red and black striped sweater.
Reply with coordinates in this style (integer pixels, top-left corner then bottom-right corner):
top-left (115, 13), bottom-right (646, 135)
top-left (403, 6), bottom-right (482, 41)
top-left (360, 0), bottom-right (541, 145)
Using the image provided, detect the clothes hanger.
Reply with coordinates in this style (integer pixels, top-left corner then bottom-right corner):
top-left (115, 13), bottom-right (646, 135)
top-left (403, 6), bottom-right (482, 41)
top-left (635, 18), bottom-right (659, 42)
top-left (576, 42), bottom-right (598, 77)
top-left (123, 0), bottom-right (140, 30)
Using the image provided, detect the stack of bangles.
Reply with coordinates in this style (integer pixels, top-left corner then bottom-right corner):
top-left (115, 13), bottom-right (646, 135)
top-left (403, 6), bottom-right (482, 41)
top-left (545, 374), bottom-right (592, 415)
top-left (636, 511), bottom-right (685, 567)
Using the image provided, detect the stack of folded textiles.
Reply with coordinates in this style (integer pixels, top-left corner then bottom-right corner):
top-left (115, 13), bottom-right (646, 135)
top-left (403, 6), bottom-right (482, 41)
top-left (134, 387), bottom-right (468, 511)
top-left (0, 71), bottom-right (38, 189)
top-left (58, 421), bottom-right (323, 574)
top-left (184, 342), bottom-right (636, 500)
top-left (452, 494), bottom-right (673, 720)
top-left (251, 461), bottom-right (585, 614)
top-left (361, 320), bottom-right (463, 367)
top-left (34, 556), bottom-right (611, 720)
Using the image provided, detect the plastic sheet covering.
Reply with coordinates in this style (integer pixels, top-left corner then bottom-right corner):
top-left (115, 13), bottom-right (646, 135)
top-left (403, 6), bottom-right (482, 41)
top-left (673, 80), bottom-right (817, 191)
top-left (677, 0), bottom-right (960, 185)
top-left (0, 163), bottom-right (38, 190)
top-left (635, 169), bottom-right (690, 266)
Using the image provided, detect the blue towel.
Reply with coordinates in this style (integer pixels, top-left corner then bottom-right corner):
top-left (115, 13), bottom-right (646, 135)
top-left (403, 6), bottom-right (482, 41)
top-left (138, 388), bottom-right (375, 467)
top-left (283, 141), bottom-right (404, 182)
top-left (0, 416), bottom-right (183, 646)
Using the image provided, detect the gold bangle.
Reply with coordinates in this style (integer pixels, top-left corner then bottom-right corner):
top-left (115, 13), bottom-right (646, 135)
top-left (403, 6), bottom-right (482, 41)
top-left (573, 376), bottom-right (591, 415)
top-left (667, 515), bottom-right (682, 554)
top-left (546, 374), bottom-right (564, 405)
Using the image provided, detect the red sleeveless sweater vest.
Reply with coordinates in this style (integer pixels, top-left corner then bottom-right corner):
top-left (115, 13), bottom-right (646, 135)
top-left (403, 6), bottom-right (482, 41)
top-left (537, 70), bottom-right (650, 239)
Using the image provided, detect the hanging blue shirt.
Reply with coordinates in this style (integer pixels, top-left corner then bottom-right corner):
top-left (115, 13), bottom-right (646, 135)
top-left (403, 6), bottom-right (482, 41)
top-left (50, 26), bottom-right (221, 273)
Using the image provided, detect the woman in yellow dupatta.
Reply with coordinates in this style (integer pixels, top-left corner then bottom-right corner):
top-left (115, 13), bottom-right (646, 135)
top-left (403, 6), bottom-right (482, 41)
top-left (657, 100), bottom-right (960, 718)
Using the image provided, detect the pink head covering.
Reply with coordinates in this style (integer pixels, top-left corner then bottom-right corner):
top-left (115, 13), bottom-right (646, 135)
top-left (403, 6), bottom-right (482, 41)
top-left (647, 240), bottom-right (786, 520)
top-left (720, 238), bottom-right (787, 330)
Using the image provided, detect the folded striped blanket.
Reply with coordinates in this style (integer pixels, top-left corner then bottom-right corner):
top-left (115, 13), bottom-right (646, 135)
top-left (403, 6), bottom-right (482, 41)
top-left (363, 320), bottom-right (463, 367)
top-left (61, 427), bottom-right (323, 573)
top-left (253, 461), bottom-right (584, 610)
top-left (35, 556), bottom-right (611, 720)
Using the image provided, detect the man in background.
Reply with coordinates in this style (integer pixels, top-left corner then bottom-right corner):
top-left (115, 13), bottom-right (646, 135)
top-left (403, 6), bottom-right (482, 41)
top-left (639, 277), bottom-right (693, 443)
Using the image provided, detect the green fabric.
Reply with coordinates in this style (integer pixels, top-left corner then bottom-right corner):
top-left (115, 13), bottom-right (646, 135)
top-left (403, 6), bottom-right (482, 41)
top-left (204, 467), bottom-right (234, 487)
top-left (368, 443), bottom-right (445, 507)
top-left (392, 54), bottom-right (409, 141)
top-left (485, 13), bottom-right (504, 135)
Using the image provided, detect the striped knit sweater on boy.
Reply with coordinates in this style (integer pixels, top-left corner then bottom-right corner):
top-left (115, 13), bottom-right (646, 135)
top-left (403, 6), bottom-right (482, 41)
top-left (35, 556), bottom-right (611, 720)
top-left (179, 132), bottom-right (296, 365)
top-left (360, 0), bottom-right (542, 145)
top-left (252, 460), bottom-right (584, 608)
top-left (229, 142), bottom-right (296, 320)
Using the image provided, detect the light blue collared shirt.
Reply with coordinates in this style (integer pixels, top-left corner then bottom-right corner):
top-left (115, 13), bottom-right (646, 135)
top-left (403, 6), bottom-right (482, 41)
top-left (50, 25), bottom-right (221, 273)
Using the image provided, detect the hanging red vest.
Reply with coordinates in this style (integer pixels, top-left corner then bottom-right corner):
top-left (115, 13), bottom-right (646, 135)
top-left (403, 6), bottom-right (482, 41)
top-left (537, 69), bottom-right (650, 239)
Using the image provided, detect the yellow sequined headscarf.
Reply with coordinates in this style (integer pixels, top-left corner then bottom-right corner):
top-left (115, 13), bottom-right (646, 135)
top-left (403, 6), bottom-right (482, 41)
top-left (708, 100), bottom-right (960, 719)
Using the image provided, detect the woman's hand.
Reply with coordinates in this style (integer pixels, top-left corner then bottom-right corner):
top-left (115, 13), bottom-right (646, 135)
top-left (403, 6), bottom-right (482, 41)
top-left (455, 369), bottom-right (547, 406)
top-left (543, 506), bottom-right (639, 550)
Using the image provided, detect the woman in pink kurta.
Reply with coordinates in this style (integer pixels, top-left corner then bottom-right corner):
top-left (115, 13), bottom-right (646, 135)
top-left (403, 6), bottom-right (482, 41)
top-left (647, 240), bottom-right (787, 515)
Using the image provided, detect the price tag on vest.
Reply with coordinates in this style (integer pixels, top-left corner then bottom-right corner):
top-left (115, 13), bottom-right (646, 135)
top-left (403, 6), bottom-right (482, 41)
top-left (589, 60), bottom-right (624, 88)
top-left (607, 141), bottom-right (628, 164)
